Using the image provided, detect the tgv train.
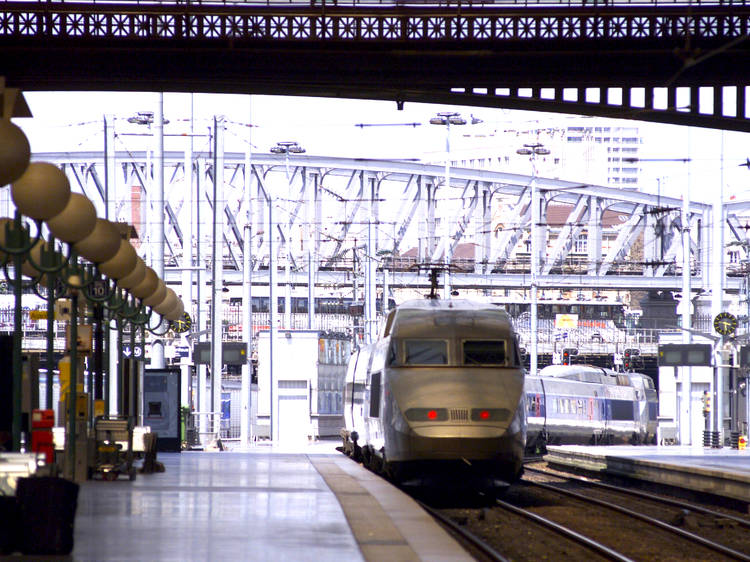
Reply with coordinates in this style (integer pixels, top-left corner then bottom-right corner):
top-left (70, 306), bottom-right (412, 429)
top-left (525, 364), bottom-right (658, 453)
top-left (341, 299), bottom-right (527, 486)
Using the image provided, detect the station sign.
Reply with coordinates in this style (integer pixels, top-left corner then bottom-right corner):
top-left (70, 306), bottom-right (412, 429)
top-left (123, 342), bottom-right (145, 361)
top-left (29, 310), bottom-right (47, 321)
top-left (657, 343), bottom-right (712, 367)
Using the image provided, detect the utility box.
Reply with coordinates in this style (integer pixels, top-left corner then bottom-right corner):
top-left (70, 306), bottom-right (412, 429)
top-left (257, 331), bottom-right (350, 444)
top-left (143, 368), bottom-right (181, 452)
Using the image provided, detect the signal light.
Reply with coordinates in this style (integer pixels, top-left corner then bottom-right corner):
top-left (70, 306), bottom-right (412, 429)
top-left (562, 348), bottom-right (577, 366)
top-left (427, 410), bottom-right (438, 420)
top-left (478, 410), bottom-right (490, 420)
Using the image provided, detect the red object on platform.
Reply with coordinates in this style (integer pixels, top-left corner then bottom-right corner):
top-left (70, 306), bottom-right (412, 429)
top-left (31, 409), bottom-right (55, 464)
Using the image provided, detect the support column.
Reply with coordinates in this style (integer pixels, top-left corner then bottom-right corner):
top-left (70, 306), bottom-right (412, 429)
top-left (182, 125), bottom-right (194, 417)
top-left (197, 157), bottom-right (208, 444)
top-left (711, 132), bottom-right (726, 445)
top-left (269, 193), bottom-right (278, 442)
top-left (151, 93), bottom-right (165, 369)
top-left (307, 172), bottom-right (317, 330)
top-left (241, 103), bottom-right (253, 448)
top-left (366, 175), bottom-right (377, 343)
top-left (210, 116), bottom-right (225, 441)
top-left (587, 196), bottom-right (602, 277)
top-left (681, 168), bottom-right (692, 446)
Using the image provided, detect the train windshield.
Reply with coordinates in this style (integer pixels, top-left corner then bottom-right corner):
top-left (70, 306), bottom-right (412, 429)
top-left (463, 340), bottom-right (507, 366)
top-left (403, 340), bottom-right (447, 365)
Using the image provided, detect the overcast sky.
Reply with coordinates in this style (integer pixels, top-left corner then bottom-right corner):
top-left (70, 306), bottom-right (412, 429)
top-left (15, 91), bottom-right (750, 201)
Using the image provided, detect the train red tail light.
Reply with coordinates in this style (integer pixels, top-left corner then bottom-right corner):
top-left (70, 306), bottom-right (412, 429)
top-left (470, 408), bottom-right (511, 422)
top-left (404, 408), bottom-right (448, 421)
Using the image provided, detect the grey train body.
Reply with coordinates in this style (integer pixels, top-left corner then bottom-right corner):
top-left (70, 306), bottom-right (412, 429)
top-left (525, 364), bottom-right (658, 451)
top-left (342, 299), bottom-right (527, 486)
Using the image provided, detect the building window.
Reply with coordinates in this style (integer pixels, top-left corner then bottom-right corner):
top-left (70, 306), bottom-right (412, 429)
top-left (574, 234), bottom-right (587, 253)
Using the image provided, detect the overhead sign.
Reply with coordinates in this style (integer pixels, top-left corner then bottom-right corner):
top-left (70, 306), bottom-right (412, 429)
top-left (555, 314), bottom-right (578, 329)
top-left (193, 342), bottom-right (248, 365)
top-left (658, 344), bottom-right (713, 367)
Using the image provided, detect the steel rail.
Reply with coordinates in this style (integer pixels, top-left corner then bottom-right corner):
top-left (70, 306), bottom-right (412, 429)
top-left (415, 500), bottom-right (510, 562)
top-left (493, 496), bottom-right (634, 562)
top-left (527, 479), bottom-right (750, 561)
top-left (525, 465), bottom-right (750, 529)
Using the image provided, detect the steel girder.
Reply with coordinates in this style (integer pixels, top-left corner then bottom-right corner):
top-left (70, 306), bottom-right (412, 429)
top-left (34, 150), bottom-right (720, 295)
top-left (7, 4), bottom-right (750, 133)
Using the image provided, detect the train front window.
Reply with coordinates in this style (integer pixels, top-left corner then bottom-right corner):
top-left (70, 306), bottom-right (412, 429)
top-left (404, 340), bottom-right (447, 365)
top-left (463, 340), bottom-right (507, 365)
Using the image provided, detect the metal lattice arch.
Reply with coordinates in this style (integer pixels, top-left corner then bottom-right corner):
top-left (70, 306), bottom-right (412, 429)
top-left (21, 147), bottom-right (749, 304)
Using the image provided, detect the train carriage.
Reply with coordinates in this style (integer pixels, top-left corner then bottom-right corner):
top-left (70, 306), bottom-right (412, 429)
top-left (525, 364), bottom-right (657, 452)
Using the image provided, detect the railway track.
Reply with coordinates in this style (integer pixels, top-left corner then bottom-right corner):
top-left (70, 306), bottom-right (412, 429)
top-left (523, 465), bottom-right (750, 560)
top-left (421, 466), bottom-right (750, 561)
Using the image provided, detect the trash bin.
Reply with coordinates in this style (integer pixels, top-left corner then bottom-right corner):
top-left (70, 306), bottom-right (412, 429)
top-left (0, 495), bottom-right (20, 554)
top-left (16, 476), bottom-right (79, 555)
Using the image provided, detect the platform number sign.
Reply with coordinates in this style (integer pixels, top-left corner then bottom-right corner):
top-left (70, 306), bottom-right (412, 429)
top-left (86, 279), bottom-right (108, 300)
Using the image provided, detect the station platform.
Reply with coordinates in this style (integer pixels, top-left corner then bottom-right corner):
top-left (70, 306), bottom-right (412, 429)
top-left (63, 440), bottom-right (472, 562)
top-left (545, 445), bottom-right (750, 505)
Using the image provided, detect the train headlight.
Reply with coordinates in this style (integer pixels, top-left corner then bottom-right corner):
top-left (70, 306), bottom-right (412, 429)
top-left (470, 408), bottom-right (510, 422)
top-left (405, 408), bottom-right (448, 422)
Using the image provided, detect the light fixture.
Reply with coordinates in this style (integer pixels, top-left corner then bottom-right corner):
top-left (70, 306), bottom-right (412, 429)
top-left (164, 296), bottom-right (184, 321)
top-left (117, 257), bottom-right (147, 290)
top-left (46, 193), bottom-right (97, 243)
top-left (271, 141), bottom-right (305, 154)
top-left (22, 238), bottom-right (61, 278)
top-left (153, 287), bottom-right (178, 316)
top-left (73, 219), bottom-right (121, 264)
top-left (517, 143), bottom-right (550, 156)
top-left (142, 278), bottom-right (167, 308)
top-left (98, 239), bottom-right (137, 280)
top-left (0, 119), bottom-right (31, 186)
top-left (130, 266), bottom-right (159, 299)
top-left (0, 217), bottom-right (13, 264)
top-left (11, 162), bottom-right (71, 220)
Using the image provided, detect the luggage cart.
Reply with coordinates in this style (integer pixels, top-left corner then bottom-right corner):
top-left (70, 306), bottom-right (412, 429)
top-left (91, 416), bottom-right (136, 481)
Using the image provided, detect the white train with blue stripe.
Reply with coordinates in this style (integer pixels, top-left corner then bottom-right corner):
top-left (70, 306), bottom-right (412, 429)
top-left (341, 298), bottom-right (527, 487)
top-left (525, 364), bottom-right (658, 453)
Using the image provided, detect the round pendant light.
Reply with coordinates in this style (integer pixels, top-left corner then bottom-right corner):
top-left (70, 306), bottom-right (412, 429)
top-left (73, 219), bottom-right (121, 264)
top-left (0, 120), bottom-right (31, 187)
top-left (11, 162), bottom-right (71, 220)
top-left (46, 193), bottom-right (97, 243)
top-left (165, 298), bottom-right (184, 322)
top-left (98, 239), bottom-right (137, 280)
top-left (142, 279), bottom-right (167, 308)
top-left (117, 257), bottom-right (146, 290)
top-left (153, 287), bottom-right (178, 316)
top-left (130, 266), bottom-right (158, 300)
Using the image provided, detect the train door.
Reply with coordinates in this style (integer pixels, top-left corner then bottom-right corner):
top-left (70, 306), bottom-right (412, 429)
top-left (365, 370), bottom-right (384, 449)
